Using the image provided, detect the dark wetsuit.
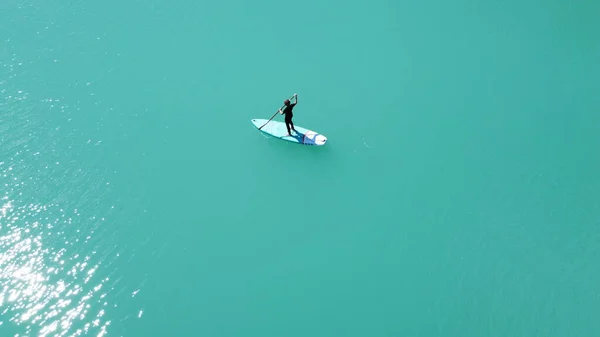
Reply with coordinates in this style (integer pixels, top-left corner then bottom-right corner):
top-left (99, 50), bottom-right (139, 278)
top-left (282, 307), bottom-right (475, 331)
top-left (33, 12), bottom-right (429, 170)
top-left (281, 102), bottom-right (297, 134)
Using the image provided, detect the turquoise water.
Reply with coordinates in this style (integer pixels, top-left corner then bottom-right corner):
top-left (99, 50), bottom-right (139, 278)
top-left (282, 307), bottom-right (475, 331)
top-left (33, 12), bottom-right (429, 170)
top-left (1, 0), bottom-right (599, 336)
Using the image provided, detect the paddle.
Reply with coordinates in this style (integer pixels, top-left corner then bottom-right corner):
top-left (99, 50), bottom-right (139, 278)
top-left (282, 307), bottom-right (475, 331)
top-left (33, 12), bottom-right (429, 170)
top-left (258, 94), bottom-right (296, 130)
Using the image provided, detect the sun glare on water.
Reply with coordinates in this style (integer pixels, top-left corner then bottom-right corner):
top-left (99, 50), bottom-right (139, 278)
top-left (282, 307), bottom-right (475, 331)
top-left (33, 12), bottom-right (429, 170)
top-left (0, 48), bottom-right (126, 336)
top-left (0, 194), bottom-right (113, 337)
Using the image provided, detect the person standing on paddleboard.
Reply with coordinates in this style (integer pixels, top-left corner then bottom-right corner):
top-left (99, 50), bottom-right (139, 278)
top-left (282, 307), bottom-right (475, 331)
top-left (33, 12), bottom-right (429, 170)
top-left (279, 93), bottom-right (298, 136)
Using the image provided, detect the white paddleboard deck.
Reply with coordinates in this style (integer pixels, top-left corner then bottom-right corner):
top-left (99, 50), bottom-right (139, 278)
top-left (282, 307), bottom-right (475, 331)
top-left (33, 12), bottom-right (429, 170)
top-left (251, 119), bottom-right (327, 146)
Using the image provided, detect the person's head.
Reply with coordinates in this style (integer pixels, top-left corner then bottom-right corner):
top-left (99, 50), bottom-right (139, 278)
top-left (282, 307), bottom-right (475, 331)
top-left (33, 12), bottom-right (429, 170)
top-left (284, 99), bottom-right (290, 106)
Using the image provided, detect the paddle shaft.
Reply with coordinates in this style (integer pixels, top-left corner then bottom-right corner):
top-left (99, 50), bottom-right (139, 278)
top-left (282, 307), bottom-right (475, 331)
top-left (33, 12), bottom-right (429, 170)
top-left (258, 95), bottom-right (295, 130)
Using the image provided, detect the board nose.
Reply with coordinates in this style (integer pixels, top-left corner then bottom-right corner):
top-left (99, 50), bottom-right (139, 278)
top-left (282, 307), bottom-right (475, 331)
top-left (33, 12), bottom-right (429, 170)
top-left (315, 135), bottom-right (327, 145)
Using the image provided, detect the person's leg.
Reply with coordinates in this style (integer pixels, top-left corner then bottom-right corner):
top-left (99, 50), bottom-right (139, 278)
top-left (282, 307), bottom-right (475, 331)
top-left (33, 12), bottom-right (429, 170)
top-left (285, 119), bottom-right (292, 135)
top-left (288, 114), bottom-right (297, 133)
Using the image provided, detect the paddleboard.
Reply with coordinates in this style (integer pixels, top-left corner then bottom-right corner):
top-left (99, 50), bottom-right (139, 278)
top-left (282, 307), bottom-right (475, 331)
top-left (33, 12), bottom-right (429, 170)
top-left (251, 119), bottom-right (327, 146)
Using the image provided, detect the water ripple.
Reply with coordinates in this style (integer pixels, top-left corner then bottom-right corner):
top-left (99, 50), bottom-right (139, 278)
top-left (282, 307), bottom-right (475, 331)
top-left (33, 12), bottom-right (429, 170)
top-left (0, 196), bottom-right (113, 337)
top-left (1, 53), bottom-right (117, 337)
